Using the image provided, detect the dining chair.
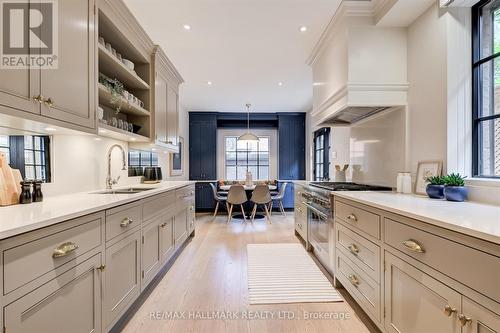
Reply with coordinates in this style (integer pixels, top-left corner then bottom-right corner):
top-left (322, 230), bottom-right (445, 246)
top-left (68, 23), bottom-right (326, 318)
top-left (270, 182), bottom-right (288, 217)
top-left (250, 184), bottom-right (272, 223)
top-left (209, 183), bottom-right (227, 218)
top-left (226, 185), bottom-right (248, 223)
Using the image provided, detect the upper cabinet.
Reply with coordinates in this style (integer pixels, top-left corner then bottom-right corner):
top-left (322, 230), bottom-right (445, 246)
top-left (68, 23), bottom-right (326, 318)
top-left (152, 46), bottom-right (183, 152)
top-left (0, 0), bottom-right (96, 131)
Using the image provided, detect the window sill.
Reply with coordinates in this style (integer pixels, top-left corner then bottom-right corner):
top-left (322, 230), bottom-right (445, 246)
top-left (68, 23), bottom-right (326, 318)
top-left (465, 177), bottom-right (500, 188)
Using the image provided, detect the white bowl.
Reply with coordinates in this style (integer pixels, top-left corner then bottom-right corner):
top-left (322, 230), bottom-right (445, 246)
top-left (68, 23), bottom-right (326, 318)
top-left (122, 58), bottom-right (134, 71)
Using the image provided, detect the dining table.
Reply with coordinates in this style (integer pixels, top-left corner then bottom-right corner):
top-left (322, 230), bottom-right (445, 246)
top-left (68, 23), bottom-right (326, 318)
top-left (218, 184), bottom-right (278, 219)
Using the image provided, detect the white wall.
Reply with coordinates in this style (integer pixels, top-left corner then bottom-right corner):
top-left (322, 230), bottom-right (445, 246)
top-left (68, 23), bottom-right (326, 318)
top-left (407, 2), bottom-right (448, 176)
top-left (216, 128), bottom-right (278, 180)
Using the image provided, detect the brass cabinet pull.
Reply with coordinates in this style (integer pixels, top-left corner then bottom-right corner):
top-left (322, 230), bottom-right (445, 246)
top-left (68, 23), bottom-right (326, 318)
top-left (44, 97), bottom-right (54, 107)
top-left (96, 265), bottom-right (106, 271)
top-left (347, 214), bottom-right (357, 222)
top-left (348, 243), bottom-right (360, 255)
top-left (348, 274), bottom-right (359, 286)
top-left (402, 239), bottom-right (425, 253)
top-left (33, 95), bottom-right (44, 103)
top-left (52, 242), bottom-right (79, 258)
top-left (444, 305), bottom-right (457, 317)
top-left (458, 314), bottom-right (472, 326)
top-left (120, 217), bottom-right (133, 227)
top-left (160, 222), bottom-right (167, 228)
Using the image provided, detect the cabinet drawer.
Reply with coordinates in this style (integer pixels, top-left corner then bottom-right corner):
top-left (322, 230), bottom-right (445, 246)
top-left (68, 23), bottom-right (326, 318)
top-left (336, 252), bottom-right (381, 323)
top-left (3, 215), bottom-right (102, 295)
top-left (335, 200), bottom-right (380, 239)
top-left (142, 191), bottom-right (175, 222)
top-left (106, 203), bottom-right (142, 241)
top-left (176, 185), bottom-right (195, 200)
top-left (336, 223), bottom-right (380, 282)
top-left (384, 218), bottom-right (500, 303)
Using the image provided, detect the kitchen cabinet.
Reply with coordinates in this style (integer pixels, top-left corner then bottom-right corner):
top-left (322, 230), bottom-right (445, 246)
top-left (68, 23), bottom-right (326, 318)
top-left (141, 217), bottom-right (162, 289)
top-left (4, 254), bottom-right (102, 333)
top-left (174, 206), bottom-right (189, 247)
top-left (195, 182), bottom-right (216, 211)
top-left (0, 0), bottom-right (96, 130)
top-left (384, 252), bottom-right (461, 333)
top-left (189, 113), bottom-right (217, 180)
top-left (294, 184), bottom-right (307, 241)
top-left (103, 230), bottom-right (141, 330)
top-left (160, 214), bottom-right (175, 263)
top-left (153, 46), bottom-right (183, 150)
top-left (461, 297), bottom-right (500, 333)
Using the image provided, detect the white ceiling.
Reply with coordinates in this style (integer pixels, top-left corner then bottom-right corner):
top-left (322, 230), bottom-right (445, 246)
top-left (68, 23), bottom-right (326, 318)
top-left (124, 0), bottom-right (341, 112)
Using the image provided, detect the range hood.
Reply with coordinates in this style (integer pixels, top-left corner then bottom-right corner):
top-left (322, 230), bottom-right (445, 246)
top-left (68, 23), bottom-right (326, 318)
top-left (308, 1), bottom-right (408, 126)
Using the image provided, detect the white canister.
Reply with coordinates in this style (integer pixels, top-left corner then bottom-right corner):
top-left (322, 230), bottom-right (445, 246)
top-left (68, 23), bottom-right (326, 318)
top-left (396, 172), bottom-right (404, 193)
top-left (402, 172), bottom-right (412, 194)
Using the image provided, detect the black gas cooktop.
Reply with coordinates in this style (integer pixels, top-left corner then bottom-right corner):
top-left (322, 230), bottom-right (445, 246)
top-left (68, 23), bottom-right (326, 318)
top-left (309, 182), bottom-right (393, 192)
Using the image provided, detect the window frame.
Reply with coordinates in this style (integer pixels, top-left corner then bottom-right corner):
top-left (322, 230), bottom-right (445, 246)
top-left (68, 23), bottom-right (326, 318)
top-left (128, 150), bottom-right (159, 176)
top-left (313, 128), bottom-right (330, 181)
top-left (472, 0), bottom-right (500, 178)
top-left (224, 136), bottom-right (270, 180)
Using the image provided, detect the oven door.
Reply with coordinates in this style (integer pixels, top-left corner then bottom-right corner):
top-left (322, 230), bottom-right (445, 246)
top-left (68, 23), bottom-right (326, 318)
top-left (305, 203), bottom-right (332, 273)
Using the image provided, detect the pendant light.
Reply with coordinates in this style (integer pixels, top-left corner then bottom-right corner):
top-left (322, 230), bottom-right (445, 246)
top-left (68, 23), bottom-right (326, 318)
top-left (238, 103), bottom-right (259, 142)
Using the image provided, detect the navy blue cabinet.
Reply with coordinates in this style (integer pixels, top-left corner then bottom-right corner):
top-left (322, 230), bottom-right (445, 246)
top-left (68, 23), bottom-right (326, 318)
top-left (278, 114), bottom-right (306, 208)
top-left (189, 113), bottom-right (217, 180)
top-left (195, 182), bottom-right (216, 211)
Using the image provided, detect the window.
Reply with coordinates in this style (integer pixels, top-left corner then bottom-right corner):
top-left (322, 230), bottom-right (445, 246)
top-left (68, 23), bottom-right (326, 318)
top-left (473, 0), bottom-right (500, 178)
top-left (225, 136), bottom-right (270, 180)
top-left (128, 150), bottom-right (158, 176)
top-left (0, 135), bottom-right (51, 182)
top-left (313, 128), bottom-right (330, 181)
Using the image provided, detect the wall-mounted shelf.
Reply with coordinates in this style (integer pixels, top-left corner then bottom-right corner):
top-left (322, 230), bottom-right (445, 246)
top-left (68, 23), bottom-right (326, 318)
top-left (97, 123), bottom-right (150, 143)
top-left (98, 84), bottom-right (150, 117)
top-left (98, 44), bottom-right (150, 90)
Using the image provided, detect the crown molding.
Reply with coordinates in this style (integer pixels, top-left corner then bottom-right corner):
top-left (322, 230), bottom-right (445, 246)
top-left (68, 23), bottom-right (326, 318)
top-left (153, 45), bottom-right (184, 84)
top-left (306, 1), bottom-right (375, 66)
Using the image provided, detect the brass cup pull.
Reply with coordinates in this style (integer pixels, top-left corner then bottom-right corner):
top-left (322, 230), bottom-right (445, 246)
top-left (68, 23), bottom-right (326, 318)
top-left (444, 305), bottom-right (457, 317)
top-left (402, 239), bottom-right (425, 253)
top-left (347, 214), bottom-right (357, 222)
top-left (348, 274), bottom-right (359, 286)
top-left (44, 97), bottom-right (54, 107)
top-left (458, 314), bottom-right (472, 326)
top-left (160, 222), bottom-right (167, 228)
top-left (52, 242), bottom-right (79, 258)
top-left (348, 243), bottom-right (360, 255)
top-left (120, 217), bottom-right (133, 227)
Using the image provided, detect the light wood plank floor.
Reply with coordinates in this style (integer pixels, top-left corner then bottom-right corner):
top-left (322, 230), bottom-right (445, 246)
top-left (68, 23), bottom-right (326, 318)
top-left (121, 213), bottom-right (378, 333)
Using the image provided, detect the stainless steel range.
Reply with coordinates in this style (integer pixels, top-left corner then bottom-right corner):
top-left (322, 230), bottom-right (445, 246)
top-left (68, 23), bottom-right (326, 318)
top-left (301, 182), bottom-right (392, 275)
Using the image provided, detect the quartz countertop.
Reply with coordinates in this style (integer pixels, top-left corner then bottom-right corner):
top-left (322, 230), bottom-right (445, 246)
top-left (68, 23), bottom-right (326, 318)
top-left (0, 181), bottom-right (194, 240)
top-left (332, 191), bottom-right (500, 245)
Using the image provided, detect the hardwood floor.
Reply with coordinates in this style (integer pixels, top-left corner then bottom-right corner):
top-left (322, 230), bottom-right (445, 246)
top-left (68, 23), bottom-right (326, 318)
top-left (121, 213), bottom-right (377, 333)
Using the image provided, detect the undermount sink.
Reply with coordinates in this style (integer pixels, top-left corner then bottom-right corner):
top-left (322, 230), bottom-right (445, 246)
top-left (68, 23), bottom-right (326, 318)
top-left (92, 187), bottom-right (156, 194)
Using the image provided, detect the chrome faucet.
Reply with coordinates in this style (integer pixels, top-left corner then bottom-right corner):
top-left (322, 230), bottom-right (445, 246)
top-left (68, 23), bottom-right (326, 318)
top-left (106, 144), bottom-right (127, 190)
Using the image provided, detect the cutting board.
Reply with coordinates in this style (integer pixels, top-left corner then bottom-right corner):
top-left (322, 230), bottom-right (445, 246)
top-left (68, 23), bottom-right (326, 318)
top-left (0, 153), bottom-right (21, 206)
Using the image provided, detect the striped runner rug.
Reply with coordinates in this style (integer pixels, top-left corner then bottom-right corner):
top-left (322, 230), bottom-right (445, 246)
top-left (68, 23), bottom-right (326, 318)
top-left (247, 243), bottom-right (343, 305)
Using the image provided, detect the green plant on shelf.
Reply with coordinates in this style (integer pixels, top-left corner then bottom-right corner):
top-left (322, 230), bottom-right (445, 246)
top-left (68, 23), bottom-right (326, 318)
top-left (425, 175), bottom-right (445, 185)
top-left (443, 173), bottom-right (466, 187)
top-left (99, 73), bottom-right (124, 114)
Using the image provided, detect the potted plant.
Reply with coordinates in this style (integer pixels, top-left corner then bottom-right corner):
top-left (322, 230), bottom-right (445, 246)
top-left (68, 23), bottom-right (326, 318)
top-left (425, 176), bottom-right (445, 199)
top-left (443, 173), bottom-right (468, 202)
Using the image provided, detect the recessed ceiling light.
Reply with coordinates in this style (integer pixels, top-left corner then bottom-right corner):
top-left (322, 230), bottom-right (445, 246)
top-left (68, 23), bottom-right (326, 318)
top-left (183, 24), bottom-right (191, 30)
top-left (207, 81), bottom-right (213, 86)
top-left (299, 26), bottom-right (308, 32)
top-left (45, 127), bottom-right (56, 132)
top-left (278, 82), bottom-right (283, 86)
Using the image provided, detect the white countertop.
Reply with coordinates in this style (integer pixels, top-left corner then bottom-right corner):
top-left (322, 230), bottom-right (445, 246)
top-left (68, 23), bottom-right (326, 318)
top-left (0, 181), bottom-right (194, 240)
top-left (332, 191), bottom-right (500, 245)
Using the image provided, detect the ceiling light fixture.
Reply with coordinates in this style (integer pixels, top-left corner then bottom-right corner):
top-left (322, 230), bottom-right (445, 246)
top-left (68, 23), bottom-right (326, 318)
top-left (238, 103), bottom-right (259, 142)
top-left (207, 81), bottom-right (212, 85)
top-left (183, 24), bottom-right (191, 30)
top-left (278, 82), bottom-right (283, 86)
top-left (44, 127), bottom-right (56, 132)
top-left (299, 26), bottom-right (308, 32)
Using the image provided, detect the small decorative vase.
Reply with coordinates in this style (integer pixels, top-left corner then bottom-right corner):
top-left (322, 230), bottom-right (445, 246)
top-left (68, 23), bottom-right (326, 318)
top-left (444, 186), bottom-right (469, 202)
top-left (426, 184), bottom-right (445, 199)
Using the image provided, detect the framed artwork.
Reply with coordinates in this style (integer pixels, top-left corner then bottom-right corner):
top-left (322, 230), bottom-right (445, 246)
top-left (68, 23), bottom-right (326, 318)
top-left (414, 161), bottom-right (443, 195)
top-left (170, 136), bottom-right (184, 176)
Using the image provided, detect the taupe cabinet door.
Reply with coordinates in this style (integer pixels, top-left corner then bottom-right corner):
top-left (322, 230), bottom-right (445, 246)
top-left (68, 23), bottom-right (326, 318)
top-left (166, 86), bottom-right (178, 145)
top-left (103, 230), bottom-right (141, 329)
top-left (461, 297), bottom-right (500, 333)
top-left (384, 252), bottom-right (461, 333)
top-left (159, 215), bottom-right (175, 262)
top-left (40, 0), bottom-right (95, 128)
top-left (4, 254), bottom-right (102, 333)
top-left (142, 217), bottom-right (161, 288)
top-left (154, 71), bottom-right (168, 143)
top-left (174, 207), bottom-right (188, 247)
